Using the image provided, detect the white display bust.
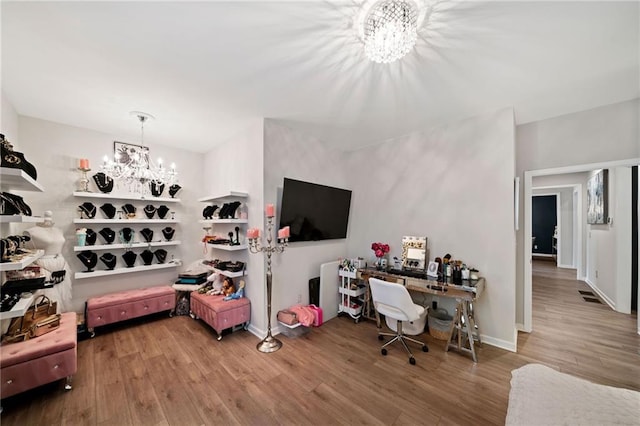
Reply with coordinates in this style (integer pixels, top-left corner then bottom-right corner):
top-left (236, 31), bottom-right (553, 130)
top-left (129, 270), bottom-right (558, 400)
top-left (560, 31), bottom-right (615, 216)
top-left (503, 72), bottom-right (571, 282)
top-left (25, 211), bottom-right (65, 255)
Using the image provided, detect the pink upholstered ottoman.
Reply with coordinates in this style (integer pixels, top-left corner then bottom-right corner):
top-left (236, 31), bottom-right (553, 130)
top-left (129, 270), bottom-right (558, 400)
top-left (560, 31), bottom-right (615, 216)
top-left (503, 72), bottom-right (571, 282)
top-left (86, 285), bottom-right (175, 336)
top-left (190, 292), bottom-right (250, 341)
top-left (1, 312), bottom-right (77, 399)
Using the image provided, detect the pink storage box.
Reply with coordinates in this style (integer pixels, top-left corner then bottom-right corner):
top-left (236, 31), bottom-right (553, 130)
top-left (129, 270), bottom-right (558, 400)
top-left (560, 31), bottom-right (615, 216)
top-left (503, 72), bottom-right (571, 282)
top-left (309, 304), bottom-right (323, 326)
top-left (1, 312), bottom-right (77, 398)
top-left (86, 285), bottom-right (175, 335)
top-left (190, 292), bottom-right (250, 341)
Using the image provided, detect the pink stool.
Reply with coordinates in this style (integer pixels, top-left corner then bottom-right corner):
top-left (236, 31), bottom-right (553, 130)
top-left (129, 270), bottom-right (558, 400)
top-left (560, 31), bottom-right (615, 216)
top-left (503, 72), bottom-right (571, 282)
top-left (190, 292), bottom-right (251, 340)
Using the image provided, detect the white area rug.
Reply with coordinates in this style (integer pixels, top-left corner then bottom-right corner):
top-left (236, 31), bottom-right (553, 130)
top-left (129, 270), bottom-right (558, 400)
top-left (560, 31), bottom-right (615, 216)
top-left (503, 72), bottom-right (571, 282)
top-left (506, 364), bottom-right (640, 426)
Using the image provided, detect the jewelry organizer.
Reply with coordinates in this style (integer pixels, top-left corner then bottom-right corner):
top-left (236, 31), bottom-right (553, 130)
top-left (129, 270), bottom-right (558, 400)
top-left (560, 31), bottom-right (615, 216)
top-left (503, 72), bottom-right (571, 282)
top-left (72, 191), bottom-right (181, 279)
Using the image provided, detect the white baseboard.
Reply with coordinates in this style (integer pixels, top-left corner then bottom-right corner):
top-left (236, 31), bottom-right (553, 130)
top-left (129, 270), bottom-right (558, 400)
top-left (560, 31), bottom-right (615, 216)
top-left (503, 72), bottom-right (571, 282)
top-left (481, 332), bottom-right (517, 353)
top-left (246, 324), bottom-right (265, 339)
top-left (557, 263), bottom-right (574, 269)
top-left (583, 279), bottom-right (616, 310)
top-left (516, 322), bottom-right (526, 332)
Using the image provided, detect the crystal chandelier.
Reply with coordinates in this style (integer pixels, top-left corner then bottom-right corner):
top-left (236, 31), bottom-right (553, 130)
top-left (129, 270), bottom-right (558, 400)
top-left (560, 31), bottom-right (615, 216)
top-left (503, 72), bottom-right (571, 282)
top-left (101, 112), bottom-right (178, 196)
top-left (361, 0), bottom-right (419, 64)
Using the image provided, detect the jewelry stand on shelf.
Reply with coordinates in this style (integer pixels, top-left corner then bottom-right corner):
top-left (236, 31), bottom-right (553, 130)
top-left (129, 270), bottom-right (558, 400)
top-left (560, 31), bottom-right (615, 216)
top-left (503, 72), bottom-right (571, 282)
top-left (77, 167), bottom-right (91, 192)
top-left (248, 216), bottom-right (288, 353)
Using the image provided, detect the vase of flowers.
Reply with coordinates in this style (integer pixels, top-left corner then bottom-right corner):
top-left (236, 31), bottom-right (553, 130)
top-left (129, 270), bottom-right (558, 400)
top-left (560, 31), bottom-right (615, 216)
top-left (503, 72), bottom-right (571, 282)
top-left (371, 242), bottom-right (390, 270)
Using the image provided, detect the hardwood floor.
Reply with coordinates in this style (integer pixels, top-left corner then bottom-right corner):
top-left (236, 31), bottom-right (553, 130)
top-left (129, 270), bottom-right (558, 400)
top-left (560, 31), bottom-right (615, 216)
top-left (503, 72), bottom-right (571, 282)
top-left (2, 264), bottom-right (638, 425)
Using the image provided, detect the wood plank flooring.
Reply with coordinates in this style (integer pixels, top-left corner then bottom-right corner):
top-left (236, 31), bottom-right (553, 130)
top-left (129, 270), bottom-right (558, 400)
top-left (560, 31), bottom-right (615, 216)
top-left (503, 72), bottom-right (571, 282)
top-left (2, 262), bottom-right (638, 425)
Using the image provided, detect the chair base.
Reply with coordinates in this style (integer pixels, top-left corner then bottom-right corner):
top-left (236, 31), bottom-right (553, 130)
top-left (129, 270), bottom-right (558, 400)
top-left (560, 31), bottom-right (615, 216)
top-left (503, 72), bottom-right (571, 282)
top-left (377, 321), bottom-right (428, 365)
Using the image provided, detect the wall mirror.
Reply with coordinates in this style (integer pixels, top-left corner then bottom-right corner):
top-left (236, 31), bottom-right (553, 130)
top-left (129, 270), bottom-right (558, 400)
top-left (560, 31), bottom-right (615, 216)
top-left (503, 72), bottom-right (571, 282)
top-left (401, 236), bottom-right (427, 270)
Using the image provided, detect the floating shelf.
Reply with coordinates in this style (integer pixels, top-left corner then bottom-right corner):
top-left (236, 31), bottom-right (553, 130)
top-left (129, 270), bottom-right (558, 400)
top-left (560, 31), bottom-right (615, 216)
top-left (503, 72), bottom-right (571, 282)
top-left (198, 191), bottom-right (248, 203)
top-left (74, 262), bottom-right (179, 279)
top-left (73, 219), bottom-right (179, 224)
top-left (198, 219), bottom-right (247, 224)
top-left (206, 244), bottom-right (247, 251)
top-left (339, 286), bottom-right (366, 298)
top-left (73, 240), bottom-right (181, 252)
top-left (0, 168), bottom-right (44, 192)
top-left (0, 250), bottom-right (44, 272)
top-left (213, 268), bottom-right (246, 278)
top-left (73, 191), bottom-right (180, 203)
top-left (0, 293), bottom-right (36, 320)
top-left (0, 215), bottom-right (45, 224)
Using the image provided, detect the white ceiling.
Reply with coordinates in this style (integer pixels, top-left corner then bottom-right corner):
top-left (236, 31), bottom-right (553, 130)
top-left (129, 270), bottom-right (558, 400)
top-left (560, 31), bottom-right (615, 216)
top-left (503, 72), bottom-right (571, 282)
top-left (2, 1), bottom-right (638, 152)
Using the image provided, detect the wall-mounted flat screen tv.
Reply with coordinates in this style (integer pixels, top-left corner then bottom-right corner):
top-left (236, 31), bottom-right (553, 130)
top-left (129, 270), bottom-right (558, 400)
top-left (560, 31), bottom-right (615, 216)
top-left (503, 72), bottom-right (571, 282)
top-left (279, 178), bottom-right (352, 242)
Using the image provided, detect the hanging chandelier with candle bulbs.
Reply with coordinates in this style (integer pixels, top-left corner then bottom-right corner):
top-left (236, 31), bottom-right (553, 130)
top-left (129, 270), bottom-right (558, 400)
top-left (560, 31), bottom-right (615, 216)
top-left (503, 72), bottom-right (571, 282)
top-left (100, 112), bottom-right (178, 196)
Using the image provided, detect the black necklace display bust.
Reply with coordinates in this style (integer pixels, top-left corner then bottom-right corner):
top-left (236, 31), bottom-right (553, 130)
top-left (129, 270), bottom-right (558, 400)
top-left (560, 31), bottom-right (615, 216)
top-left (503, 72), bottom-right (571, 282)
top-left (77, 250), bottom-right (98, 272)
top-left (100, 203), bottom-right (117, 219)
top-left (92, 172), bottom-right (114, 193)
top-left (99, 227), bottom-right (116, 244)
top-left (140, 249), bottom-right (154, 265)
top-left (140, 228), bottom-right (154, 243)
top-left (122, 204), bottom-right (136, 218)
top-left (85, 228), bottom-right (97, 245)
top-left (168, 184), bottom-right (181, 198)
top-left (143, 204), bottom-right (156, 219)
top-left (162, 227), bottom-right (175, 241)
top-left (120, 227), bottom-right (134, 244)
top-left (79, 202), bottom-right (97, 219)
top-left (122, 250), bottom-right (137, 268)
top-left (150, 181), bottom-right (165, 197)
top-left (99, 253), bottom-right (116, 270)
top-left (157, 205), bottom-right (170, 219)
top-left (154, 249), bottom-right (167, 264)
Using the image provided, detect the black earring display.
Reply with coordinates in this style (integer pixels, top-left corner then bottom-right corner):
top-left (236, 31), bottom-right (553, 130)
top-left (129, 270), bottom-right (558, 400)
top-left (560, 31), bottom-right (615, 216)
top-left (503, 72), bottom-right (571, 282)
top-left (154, 249), bottom-right (167, 264)
top-left (120, 227), bottom-right (134, 244)
top-left (77, 250), bottom-right (98, 272)
top-left (168, 184), bottom-right (182, 198)
top-left (99, 253), bottom-right (117, 270)
top-left (100, 203), bottom-right (117, 219)
top-left (85, 228), bottom-right (97, 245)
top-left (140, 228), bottom-right (154, 243)
top-left (98, 227), bottom-right (116, 244)
top-left (162, 227), bottom-right (175, 241)
top-left (143, 204), bottom-right (156, 219)
top-left (140, 249), bottom-right (154, 266)
top-left (92, 172), bottom-right (114, 193)
top-left (122, 204), bottom-right (136, 218)
top-left (79, 202), bottom-right (97, 219)
top-left (203, 205), bottom-right (218, 219)
top-left (150, 181), bottom-right (165, 197)
top-left (157, 205), bottom-right (169, 219)
top-left (122, 250), bottom-right (137, 268)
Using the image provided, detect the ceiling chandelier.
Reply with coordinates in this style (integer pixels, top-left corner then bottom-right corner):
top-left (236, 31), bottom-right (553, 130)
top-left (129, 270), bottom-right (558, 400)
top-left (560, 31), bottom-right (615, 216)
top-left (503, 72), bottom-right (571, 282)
top-left (359, 0), bottom-right (422, 64)
top-left (100, 112), bottom-right (178, 196)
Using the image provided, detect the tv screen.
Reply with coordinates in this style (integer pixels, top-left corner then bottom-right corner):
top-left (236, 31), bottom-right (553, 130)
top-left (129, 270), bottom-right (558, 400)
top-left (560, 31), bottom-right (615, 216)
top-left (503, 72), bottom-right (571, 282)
top-left (279, 178), bottom-right (352, 242)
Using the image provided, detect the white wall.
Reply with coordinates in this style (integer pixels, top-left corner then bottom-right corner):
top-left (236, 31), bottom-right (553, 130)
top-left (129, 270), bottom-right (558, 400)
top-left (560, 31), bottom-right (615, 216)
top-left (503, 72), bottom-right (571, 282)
top-left (1, 90), bottom-right (19, 142)
top-left (14, 116), bottom-right (204, 312)
top-left (201, 119), bottom-right (266, 336)
top-left (516, 98), bottom-right (640, 324)
top-left (347, 108), bottom-right (517, 350)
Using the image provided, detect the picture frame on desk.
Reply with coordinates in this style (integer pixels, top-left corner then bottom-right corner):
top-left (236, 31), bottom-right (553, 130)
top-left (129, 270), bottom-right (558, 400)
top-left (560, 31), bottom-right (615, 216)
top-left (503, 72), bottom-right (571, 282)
top-left (427, 261), bottom-right (439, 278)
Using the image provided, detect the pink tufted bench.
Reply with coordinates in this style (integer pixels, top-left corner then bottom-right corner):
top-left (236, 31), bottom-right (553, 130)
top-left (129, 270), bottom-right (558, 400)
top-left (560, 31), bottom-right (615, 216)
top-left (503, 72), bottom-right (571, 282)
top-left (190, 292), bottom-right (251, 341)
top-left (86, 285), bottom-right (175, 337)
top-left (1, 312), bottom-right (77, 399)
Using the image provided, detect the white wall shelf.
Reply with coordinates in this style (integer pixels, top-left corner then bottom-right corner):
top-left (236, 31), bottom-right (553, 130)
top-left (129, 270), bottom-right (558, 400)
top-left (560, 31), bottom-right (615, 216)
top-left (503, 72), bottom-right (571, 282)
top-left (0, 293), bottom-right (35, 320)
top-left (206, 244), bottom-right (247, 252)
top-left (73, 219), bottom-right (179, 224)
top-left (0, 250), bottom-right (44, 272)
top-left (73, 240), bottom-right (181, 252)
top-left (74, 262), bottom-right (178, 279)
top-left (0, 215), bottom-right (45, 224)
top-left (198, 219), bottom-right (247, 224)
top-left (0, 167), bottom-right (44, 192)
top-left (213, 268), bottom-right (246, 278)
top-left (73, 191), bottom-right (180, 203)
top-left (198, 191), bottom-right (248, 203)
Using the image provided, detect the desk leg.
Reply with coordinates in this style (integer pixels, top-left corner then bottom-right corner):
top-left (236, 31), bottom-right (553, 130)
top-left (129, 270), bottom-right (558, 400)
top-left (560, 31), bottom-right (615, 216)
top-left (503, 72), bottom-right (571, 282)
top-left (462, 301), bottom-right (477, 363)
top-left (468, 301), bottom-right (481, 345)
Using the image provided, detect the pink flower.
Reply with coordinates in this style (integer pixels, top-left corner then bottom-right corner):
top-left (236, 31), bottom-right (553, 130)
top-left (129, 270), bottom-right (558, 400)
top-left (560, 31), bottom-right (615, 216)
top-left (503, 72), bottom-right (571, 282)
top-left (371, 242), bottom-right (390, 258)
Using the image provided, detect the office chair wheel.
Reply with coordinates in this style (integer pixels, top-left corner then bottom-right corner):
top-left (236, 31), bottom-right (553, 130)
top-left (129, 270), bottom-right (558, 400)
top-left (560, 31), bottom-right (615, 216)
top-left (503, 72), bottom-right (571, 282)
top-left (409, 357), bottom-right (416, 365)
top-left (422, 345), bottom-right (428, 352)
top-left (381, 348), bottom-right (388, 356)
top-left (378, 335), bottom-right (384, 341)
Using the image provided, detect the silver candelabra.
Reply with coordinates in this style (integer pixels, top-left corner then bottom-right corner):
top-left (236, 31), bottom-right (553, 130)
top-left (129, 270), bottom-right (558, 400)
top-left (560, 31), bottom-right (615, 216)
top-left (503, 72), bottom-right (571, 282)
top-left (248, 216), bottom-right (288, 353)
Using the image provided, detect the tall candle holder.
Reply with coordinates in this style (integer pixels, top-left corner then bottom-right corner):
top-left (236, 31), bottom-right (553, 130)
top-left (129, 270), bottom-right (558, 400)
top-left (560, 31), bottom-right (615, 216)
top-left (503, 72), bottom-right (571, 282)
top-left (77, 167), bottom-right (91, 192)
top-left (248, 215), bottom-right (288, 353)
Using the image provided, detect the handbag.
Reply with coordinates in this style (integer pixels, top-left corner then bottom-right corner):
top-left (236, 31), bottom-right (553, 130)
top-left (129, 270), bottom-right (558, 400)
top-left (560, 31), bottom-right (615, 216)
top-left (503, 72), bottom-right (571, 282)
top-left (3, 295), bottom-right (59, 343)
top-left (308, 304), bottom-right (324, 327)
top-left (277, 309), bottom-right (299, 326)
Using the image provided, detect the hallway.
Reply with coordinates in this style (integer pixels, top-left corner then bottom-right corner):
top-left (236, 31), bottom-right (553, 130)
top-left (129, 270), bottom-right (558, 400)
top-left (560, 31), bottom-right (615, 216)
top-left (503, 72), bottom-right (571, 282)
top-left (518, 260), bottom-right (640, 391)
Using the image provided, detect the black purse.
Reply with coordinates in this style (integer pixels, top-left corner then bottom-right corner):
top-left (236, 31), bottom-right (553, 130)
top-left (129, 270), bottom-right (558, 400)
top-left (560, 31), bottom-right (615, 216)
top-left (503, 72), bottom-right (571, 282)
top-left (1, 192), bottom-right (32, 216)
top-left (1, 135), bottom-right (37, 180)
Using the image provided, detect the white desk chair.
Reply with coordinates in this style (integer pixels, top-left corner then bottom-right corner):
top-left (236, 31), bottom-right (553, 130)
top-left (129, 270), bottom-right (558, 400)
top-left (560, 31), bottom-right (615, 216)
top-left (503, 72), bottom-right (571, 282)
top-left (368, 277), bottom-right (428, 365)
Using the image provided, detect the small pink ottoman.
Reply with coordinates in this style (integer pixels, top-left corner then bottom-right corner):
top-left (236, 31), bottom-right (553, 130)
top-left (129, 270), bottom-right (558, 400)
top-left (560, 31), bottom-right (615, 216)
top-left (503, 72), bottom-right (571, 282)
top-left (190, 292), bottom-right (251, 341)
top-left (1, 312), bottom-right (77, 399)
top-left (86, 285), bottom-right (175, 336)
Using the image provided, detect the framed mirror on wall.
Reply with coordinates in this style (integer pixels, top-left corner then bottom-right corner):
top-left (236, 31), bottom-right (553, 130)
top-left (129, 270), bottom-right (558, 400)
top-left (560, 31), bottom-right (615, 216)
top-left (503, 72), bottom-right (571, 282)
top-left (401, 236), bottom-right (427, 271)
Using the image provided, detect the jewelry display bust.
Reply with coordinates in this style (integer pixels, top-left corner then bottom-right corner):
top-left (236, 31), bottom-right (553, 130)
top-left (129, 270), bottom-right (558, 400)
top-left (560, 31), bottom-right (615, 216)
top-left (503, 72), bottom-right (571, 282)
top-left (92, 172), bottom-right (114, 193)
top-left (100, 203), bottom-right (117, 219)
top-left (85, 228), bottom-right (97, 245)
top-left (157, 205), bottom-right (169, 219)
top-left (140, 249), bottom-right (154, 265)
top-left (98, 227), bottom-right (116, 244)
top-left (99, 253), bottom-right (116, 270)
top-left (168, 184), bottom-right (181, 198)
top-left (122, 204), bottom-right (136, 218)
top-left (150, 181), bottom-right (165, 197)
top-left (140, 228), bottom-right (154, 243)
top-left (162, 227), bottom-right (175, 241)
top-left (154, 249), bottom-right (167, 264)
top-left (122, 250), bottom-right (137, 267)
top-left (143, 204), bottom-right (157, 219)
top-left (77, 250), bottom-right (98, 272)
top-left (120, 227), bottom-right (134, 244)
top-left (78, 202), bottom-right (97, 219)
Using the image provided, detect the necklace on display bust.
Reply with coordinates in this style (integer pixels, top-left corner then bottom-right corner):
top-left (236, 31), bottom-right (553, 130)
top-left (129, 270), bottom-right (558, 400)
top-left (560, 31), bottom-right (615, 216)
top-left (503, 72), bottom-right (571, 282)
top-left (168, 184), bottom-right (181, 198)
top-left (79, 202), bottom-right (97, 219)
top-left (99, 253), bottom-right (116, 270)
top-left (100, 203), bottom-right (117, 219)
top-left (150, 181), bottom-right (165, 197)
top-left (154, 249), bottom-right (167, 264)
top-left (98, 227), bottom-right (116, 244)
top-left (77, 250), bottom-right (98, 272)
top-left (122, 250), bottom-right (137, 268)
top-left (120, 227), bottom-right (134, 244)
top-left (143, 204), bottom-right (157, 219)
top-left (140, 249), bottom-right (154, 265)
top-left (157, 205), bottom-right (169, 219)
top-left (92, 172), bottom-right (114, 194)
top-left (140, 228), bottom-right (154, 243)
top-left (121, 204), bottom-right (136, 218)
top-left (85, 228), bottom-right (97, 245)
top-left (162, 227), bottom-right (175, 241)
